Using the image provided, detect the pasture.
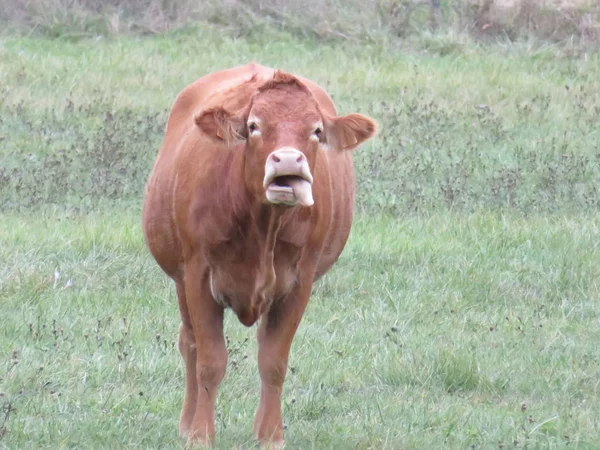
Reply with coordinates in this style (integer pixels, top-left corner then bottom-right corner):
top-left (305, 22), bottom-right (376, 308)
top-left (2, 23), bottom-right (600, 449)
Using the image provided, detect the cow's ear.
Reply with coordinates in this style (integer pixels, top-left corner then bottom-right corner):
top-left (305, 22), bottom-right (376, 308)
top-left (326, 113), bottom-right (377, 151)
top-left (195, 107), bottom-right (247, 144)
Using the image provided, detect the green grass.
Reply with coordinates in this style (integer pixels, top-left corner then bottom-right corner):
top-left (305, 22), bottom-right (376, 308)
top-left (2, 211), bottom-right (599, 448)
top-left (2, 25), bottom-right (600, 449)
top-left (2, 28), bottom-right (600, 214)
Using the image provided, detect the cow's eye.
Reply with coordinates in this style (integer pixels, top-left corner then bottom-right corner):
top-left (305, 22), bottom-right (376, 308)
top-left (312, 126), bottom-right (323, 140)
top-left (248, 122), bottom-right (259, 134)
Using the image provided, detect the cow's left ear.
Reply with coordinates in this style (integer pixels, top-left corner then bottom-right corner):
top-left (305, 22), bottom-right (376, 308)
top-left (195, 107), bottom-right (247, 144)
top-left (326, 113), bottom-right (377, 151)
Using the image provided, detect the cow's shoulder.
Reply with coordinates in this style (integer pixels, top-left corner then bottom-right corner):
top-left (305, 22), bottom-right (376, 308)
top-left (296, 75), bottom-right (337, 117)
top-left (165, 63), bottom-right (274, 137)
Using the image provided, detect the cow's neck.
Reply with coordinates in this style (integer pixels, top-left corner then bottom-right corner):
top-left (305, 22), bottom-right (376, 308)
top-left (249, 206), bottom-right (283, 317)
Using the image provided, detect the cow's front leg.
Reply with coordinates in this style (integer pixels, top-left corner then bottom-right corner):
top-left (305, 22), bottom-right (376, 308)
top-left (254, 281), bottom-right (312, 448)
top-left (185, 261), bottom-right (228, 446)
top-left (175, 282), bottom-right (198, 437)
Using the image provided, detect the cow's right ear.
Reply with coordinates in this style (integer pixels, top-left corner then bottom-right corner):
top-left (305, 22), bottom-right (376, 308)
top-left (195, 107), bottom-right (247, 144)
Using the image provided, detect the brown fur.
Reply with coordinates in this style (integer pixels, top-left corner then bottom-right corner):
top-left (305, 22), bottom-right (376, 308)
top-left (142, 62), bottom-right (376, 447)
top-left (257, 70), bottom-right (312, 94)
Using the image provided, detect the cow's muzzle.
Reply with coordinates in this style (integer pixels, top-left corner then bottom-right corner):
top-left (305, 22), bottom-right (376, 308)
top-left (263, 148), bottom-right (314, 206)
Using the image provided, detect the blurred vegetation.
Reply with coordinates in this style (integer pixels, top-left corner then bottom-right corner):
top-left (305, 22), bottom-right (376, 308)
top-left (1, 0), bottom-right (599, 52)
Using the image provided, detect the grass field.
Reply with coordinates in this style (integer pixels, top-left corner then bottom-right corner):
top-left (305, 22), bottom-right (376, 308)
top-left (2, 23), bottom-right (600, 449)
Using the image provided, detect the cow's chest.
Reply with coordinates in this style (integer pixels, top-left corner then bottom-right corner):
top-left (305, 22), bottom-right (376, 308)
top-left (206, 235), bottom-right (303, 313)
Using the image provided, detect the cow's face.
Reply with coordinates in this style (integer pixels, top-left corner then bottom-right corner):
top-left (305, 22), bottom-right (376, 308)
top-left (195, 71), bottom-right (376, 207)
top-left (244, 74), bottom-right (323, 207)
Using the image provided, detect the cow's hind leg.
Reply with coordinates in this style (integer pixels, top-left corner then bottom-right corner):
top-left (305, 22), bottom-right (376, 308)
top-left (176, 281), bottom-right (198, 437)
top-left (185, 261), bottom-right (228, 445)
top-left (254, 282), bottom-right (312, 448)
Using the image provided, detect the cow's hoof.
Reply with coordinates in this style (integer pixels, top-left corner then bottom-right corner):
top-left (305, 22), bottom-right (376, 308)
top-left (186, 434), bottom-right (213, 449)
top-left (260, 440), bottom-right (285, 450)
top-left (186, 440), bottom-right (212, 449)
top-left (179, 424), bottom-right (189, 438)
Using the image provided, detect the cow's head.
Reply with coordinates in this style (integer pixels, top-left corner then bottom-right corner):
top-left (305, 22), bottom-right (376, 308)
top-left (195, 71), bottom-right (376, 207)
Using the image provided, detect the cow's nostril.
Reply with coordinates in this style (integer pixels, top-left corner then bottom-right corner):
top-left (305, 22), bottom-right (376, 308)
top-left (272, 155), bottom-right (281, 163)
top-left (296, 154), bottom-right (304, 163)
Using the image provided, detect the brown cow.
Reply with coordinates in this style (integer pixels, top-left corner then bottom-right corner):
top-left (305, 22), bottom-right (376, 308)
top-left (142, 62), bottom-right (376, 448)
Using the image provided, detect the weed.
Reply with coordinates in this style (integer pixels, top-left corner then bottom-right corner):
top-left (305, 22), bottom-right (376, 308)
top-left (0, 98), bottom-right (166, 213)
